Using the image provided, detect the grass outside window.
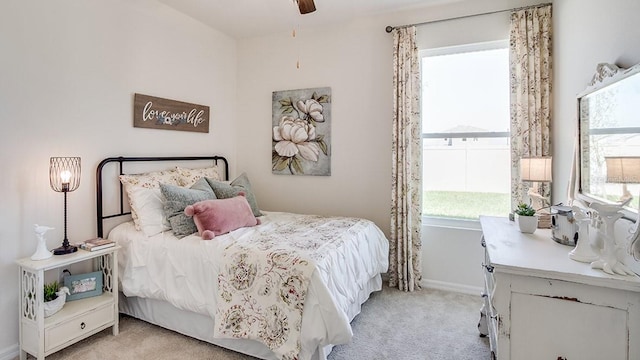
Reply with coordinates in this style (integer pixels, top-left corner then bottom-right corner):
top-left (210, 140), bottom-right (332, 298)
top-left (423, 191), bottom-right (510, 220)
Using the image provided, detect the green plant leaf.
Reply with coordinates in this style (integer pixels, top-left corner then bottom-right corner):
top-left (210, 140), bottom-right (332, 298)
top-left (318, 140), bottom-right (328, 155)
top-left (282, 106), bottom-right (294, 114)
top-left (44, 281), bottom-right (60, 302)
top-left (317, 95), bottom-right (329, 103)
top-left (279, 98), bottom-right (292, 106)
top-left (515, 202), bottom-right (536, 216)
top-left (273, 156), bottom-right (289, 171)
top-left (291, 156), bottom-right (304, 174)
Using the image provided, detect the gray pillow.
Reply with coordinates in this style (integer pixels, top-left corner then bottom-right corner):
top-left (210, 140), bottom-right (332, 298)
top-left (160, 177), bottom-right (215, 238)
top-left (205, 172), bottom-right (263, 217)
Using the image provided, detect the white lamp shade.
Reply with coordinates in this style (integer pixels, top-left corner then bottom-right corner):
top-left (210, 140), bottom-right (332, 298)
top-left (520, 157), bottom-right (552, 182)
top-left (605, 156), bottom-right (640, 183)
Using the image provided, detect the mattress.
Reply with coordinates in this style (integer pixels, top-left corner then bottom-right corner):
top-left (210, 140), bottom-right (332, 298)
top-left (109, 211), bottom-right (389, 360)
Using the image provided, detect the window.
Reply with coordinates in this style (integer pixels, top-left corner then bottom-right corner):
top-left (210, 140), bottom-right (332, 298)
top-left (421, 41), bottom-right (510, 221)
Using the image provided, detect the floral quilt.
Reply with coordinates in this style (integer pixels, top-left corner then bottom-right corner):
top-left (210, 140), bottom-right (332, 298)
top-left (214, 214), bottom-right (370, 360)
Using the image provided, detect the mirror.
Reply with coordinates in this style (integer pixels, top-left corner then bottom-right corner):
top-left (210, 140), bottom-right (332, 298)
top-left (577, 63), bottom-right (640, 216)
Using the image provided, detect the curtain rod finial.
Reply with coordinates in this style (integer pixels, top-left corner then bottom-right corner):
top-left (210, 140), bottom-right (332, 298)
top-left (385, 26), bottom-right (394, 33)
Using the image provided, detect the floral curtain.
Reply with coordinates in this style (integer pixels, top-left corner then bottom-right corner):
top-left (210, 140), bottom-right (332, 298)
top-left (390, 26), bottom-right (422, 292)
top-left (509, 4), bottom-right (553, 208)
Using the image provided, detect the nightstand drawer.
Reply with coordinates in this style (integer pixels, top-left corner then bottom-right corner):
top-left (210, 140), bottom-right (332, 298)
top-left (45, 304), bottom-right (114, 351)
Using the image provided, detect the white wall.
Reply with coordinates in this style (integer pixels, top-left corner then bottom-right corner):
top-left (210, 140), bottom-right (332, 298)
top-left (552, 0), bottom-right (640, 204)
top-left (236, 18), bottom-right (393, 231)
top-left (422, 225), bottom-right (485, 293)
top-left (236, 0), bottom-right (541, 294)
top-left (0, 0), bottom-right (236, 356)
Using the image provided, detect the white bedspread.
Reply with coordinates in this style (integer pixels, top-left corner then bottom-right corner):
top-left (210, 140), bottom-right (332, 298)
top-left (109, 211), bottom-right (389, 360)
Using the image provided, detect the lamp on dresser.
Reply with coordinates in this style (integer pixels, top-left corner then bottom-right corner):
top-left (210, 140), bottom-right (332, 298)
top-left (605, 156), bottom-right (640, 207)
top-left (612, 157), bottom-right (640, 267)
top-left (520, 156), bottom-right (552, 228)
top-left (588, 156), bottom-right (640, 276)
top-left (49, 156), bottom-right (81, 255)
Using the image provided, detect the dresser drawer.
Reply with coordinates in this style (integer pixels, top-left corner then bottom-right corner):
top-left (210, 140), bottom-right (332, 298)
top-left (45, 304), bottom-right (114, 351)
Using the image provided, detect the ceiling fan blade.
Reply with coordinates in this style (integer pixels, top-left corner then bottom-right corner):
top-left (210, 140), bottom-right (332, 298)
top-left (297, 0), bottom-right (316, 14)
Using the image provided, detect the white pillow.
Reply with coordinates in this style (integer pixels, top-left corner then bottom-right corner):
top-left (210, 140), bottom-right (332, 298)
top-left (176, 166), bottom-right (223, 187)
top-left (128, 187), bottom-right (170, 237)
top-left (119, 170), bottom-right (181, 231)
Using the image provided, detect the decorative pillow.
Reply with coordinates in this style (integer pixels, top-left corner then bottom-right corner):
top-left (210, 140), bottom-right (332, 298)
top-left (160, 178), bottom-right (215, 238)
top-left (128, 187), bottom-right (170, 237)
top-left (119, 170), bottom-right (181, 230)
top-left (184, 193), bottom-right (260, 240)
top-left (176, 166), bottom-right (223, 187)
top-left (205, 173), bottom-right (263, 217)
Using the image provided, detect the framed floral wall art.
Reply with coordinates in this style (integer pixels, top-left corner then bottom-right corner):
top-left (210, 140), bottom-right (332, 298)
top-left (272, 87), bottom-right (331, 176)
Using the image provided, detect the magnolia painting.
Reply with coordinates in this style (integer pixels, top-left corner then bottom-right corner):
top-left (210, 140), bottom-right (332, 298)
top-left (272, 87), bottom-right (331, 176)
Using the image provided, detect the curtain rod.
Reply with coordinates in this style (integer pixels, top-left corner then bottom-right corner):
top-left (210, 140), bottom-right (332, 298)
top-left (385, 2), bottom-right (551, 33)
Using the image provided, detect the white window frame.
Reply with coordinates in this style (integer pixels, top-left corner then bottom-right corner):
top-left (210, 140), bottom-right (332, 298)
top-left (420, 40), bottom-right (510, 230)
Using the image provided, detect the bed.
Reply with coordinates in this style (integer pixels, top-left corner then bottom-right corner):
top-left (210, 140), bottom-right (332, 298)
top-left (96, 156), bottom-right (389, 360)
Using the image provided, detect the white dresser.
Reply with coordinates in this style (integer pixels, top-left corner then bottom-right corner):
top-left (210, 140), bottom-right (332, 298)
top-left (479, 216), bottom-right (640, 360)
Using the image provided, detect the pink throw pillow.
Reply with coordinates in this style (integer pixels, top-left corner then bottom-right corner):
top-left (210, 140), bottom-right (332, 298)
top-left (184, 193), bottom-right (260, 240)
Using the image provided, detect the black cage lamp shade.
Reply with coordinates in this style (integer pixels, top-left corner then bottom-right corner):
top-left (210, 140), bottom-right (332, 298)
top-left (49, 157), bottom-right (81, 255)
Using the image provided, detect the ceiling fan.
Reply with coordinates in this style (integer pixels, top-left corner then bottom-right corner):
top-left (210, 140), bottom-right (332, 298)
top-left (295, 0), bottom-right (316, 14)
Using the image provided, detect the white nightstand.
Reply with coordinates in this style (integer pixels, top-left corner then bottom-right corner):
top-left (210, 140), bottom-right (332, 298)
top-left (16, 245), bottom-right (120, 360)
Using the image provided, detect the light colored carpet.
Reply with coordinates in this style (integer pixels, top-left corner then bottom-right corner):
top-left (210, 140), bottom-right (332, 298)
top-left (25, 285), bottom-right (490, 360)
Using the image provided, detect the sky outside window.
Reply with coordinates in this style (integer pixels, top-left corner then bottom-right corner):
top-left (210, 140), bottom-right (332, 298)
top-left (422, 48), bottom-right (510, 134)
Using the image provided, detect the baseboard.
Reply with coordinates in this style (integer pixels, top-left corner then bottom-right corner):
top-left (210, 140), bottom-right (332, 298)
top-left (0, 344), bottom-right (18, 360)
top-left (422, 279), bottom-right (483, 296)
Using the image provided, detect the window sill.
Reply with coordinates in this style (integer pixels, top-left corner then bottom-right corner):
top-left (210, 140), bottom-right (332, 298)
top-left (422, 215), bottom-right (482, 231)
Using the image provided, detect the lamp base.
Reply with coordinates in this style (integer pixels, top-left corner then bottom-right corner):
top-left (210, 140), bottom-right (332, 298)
top-left (53, 244), bottom-right (78, 255)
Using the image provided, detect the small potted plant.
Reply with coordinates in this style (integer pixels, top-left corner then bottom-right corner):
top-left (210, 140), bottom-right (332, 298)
top-left (514, 203), bottom-right (538, 233)
top-left (44, 281), bottom-right (60, 302)
top-left (43, 281), bottom-right (69, 317)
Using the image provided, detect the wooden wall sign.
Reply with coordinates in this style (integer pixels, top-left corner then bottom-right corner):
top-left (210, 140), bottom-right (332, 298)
top-left (133, 93), bottom-right (209, 133)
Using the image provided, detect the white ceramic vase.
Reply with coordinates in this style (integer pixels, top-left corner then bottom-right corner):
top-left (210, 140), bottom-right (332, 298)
top-left (44, 287), bottom-right (70, 318)
top-left (516, 214), bottom-right (538, 234)
top-left (31, 224), bottom-right (54, 261)
top-left (569, 206), bottom-right (599, 263)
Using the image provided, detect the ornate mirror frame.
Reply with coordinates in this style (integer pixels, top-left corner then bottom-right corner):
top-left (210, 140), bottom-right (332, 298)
top-left (574, 62), bottom-right (640, 217)
top-left (573, 62), bottom-right (640, 275)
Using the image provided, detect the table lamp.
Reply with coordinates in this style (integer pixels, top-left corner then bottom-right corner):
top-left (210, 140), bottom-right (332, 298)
top-left (520, 156), bottom-right (552, 227)
top-left (49, 157), bottom-right (81, 255)
top-left (605, 156), bottom-right (640, 268)
top-left (588, 156), bottom-right (640, 276)
top-left (605, 156), bottom-right (640, 207)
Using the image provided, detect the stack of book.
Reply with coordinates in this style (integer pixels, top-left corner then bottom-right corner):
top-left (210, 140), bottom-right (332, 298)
top-left (77, 238), bottom-right (115, 252)
top-left (538, 212), bottom-right (552, 229)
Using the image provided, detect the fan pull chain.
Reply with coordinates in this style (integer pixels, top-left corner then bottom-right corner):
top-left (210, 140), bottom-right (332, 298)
top-left (293, 25), bottom-right (300, 69)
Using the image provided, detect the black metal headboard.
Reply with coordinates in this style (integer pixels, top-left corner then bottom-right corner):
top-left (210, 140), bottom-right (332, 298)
top-left (96, 156), bottom-right (229, 238)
